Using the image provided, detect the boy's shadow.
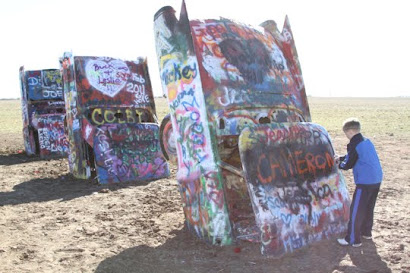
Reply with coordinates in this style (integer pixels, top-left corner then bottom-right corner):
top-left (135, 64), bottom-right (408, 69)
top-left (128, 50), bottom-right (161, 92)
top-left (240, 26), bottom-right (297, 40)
top-left (336, 240), bottom-right (391, 272)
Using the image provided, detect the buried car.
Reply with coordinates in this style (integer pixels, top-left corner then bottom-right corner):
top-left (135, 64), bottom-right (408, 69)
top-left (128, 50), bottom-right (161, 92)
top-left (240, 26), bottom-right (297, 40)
top-left (19, 66), bottom-right (69, 158)
top-left (154, 2), bottom-right (351, 256)
top-left (61, 52), bottom-right (169, 184)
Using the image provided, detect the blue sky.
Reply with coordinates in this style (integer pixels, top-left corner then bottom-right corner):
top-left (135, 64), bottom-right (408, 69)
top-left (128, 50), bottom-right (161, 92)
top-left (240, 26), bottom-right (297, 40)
top-left (1, 0), bottom-right (409, 98)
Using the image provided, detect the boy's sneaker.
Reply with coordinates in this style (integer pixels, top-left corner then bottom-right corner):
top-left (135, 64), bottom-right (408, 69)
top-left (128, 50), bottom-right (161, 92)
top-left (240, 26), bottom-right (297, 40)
top-left (337, 238), bottom-right (362, 247)
top-left (362, 235), bottom-right (372, 240)
top-left (337, 238), bottom-right (349, 246)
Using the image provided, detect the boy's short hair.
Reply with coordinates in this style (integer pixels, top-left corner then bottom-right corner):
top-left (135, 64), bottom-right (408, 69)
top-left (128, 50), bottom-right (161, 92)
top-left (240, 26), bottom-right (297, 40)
top-left (342, 118), bottom-right (361, 132)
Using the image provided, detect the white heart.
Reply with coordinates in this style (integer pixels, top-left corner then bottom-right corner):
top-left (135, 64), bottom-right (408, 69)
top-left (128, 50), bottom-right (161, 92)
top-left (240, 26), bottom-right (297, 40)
top-left (85, 59), bottom-right (130, 97)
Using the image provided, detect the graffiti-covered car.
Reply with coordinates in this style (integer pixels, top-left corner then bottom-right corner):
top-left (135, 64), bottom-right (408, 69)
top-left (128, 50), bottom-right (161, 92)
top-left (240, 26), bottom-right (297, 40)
top-left (61, 52), bottom-right (169, 184)
top-left (154, 2), bottom-right (351, 257)
top-left (19, 66), bottom-right (69, 158)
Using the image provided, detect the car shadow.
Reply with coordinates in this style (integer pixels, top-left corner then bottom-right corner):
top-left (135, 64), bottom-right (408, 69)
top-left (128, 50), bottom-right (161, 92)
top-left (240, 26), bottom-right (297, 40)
top-left (0, 174), bottom-right (151, 207)
top-left (0, 152), bottom-right (45, 166)
top-left (95, 228), bottom-right (353, 273)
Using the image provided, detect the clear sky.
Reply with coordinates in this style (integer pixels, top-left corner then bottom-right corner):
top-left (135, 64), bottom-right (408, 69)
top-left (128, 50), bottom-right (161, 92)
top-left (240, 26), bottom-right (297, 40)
top-left (1, 0), bottom-right (409, 99)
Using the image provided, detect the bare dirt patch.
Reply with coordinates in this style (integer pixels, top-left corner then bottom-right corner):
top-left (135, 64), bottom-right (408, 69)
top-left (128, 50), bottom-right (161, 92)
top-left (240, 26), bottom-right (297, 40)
top-left (0, 98), bottom-right (409, 272)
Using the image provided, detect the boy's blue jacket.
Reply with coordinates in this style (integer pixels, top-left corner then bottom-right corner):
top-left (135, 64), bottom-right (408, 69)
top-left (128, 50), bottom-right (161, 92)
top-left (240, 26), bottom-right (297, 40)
top-left (339, 133), bottom-right (383, 184)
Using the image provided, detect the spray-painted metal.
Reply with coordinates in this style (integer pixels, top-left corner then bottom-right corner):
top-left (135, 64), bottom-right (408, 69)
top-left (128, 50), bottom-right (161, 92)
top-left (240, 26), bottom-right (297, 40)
top-left (61, 53), bottom-right (169, 184)
top-left (19, 66), bottom-right (69, 158)
top-left (239, 123), bottom-right (350, 256)
top-left (154, 1), bottom-right (350, 256)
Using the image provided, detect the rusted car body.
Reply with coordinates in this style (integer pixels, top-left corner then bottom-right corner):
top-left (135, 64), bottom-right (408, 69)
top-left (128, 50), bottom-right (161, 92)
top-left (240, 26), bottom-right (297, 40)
top-left (154, 2), bottom-right (350, 256)
top-left (61, 52), bottom-right (169, 184)
top-left (19, 66), bottom-right (69, 158)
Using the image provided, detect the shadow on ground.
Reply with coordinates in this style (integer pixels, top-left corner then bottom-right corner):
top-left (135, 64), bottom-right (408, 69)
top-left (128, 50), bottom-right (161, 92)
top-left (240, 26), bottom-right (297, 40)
top-left (0, 174), bottom-right (151, 207)
top-left (0, 153), bottom-right (45, 166)
top-left (94, 228), bottom-right (391, 273)
top-left (335, 241), bottom-right (392, 273)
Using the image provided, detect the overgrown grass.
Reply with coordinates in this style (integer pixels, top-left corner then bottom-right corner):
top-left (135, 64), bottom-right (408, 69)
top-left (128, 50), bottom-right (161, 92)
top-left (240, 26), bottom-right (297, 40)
top-left (0, 99), bottom-right (170, 136)
top-left (308, 97), bottom-right (410, 138)
top-left (0, 100), bottom-right (22, 134)
top-left (1, 97), bottom-right (409, 138)
top-left (154, 97), bottom-right (169, 122)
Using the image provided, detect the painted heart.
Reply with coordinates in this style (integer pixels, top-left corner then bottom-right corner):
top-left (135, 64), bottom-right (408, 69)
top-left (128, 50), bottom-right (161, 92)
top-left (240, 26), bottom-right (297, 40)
top-left (85, 59), bottom-right (130, 97)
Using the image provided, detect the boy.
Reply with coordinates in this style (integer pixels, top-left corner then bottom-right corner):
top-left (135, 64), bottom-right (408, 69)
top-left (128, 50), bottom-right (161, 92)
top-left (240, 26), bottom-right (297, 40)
top-left (335, 118), bottom-right (383, 247)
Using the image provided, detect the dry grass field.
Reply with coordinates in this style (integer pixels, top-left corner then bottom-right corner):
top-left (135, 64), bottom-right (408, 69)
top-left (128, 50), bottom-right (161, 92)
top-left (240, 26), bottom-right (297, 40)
top-left (0, 97), bottom-right (409, 272)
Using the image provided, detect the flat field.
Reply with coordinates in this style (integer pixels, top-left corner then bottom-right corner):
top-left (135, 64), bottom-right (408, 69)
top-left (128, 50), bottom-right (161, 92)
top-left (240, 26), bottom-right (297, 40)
top-left (0, 97), bottom-right (409, 272)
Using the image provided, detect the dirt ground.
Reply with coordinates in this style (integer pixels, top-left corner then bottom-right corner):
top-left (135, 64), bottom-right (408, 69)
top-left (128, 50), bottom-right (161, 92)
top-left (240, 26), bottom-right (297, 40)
top-left (0, 98), bottom-right (409, 273)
